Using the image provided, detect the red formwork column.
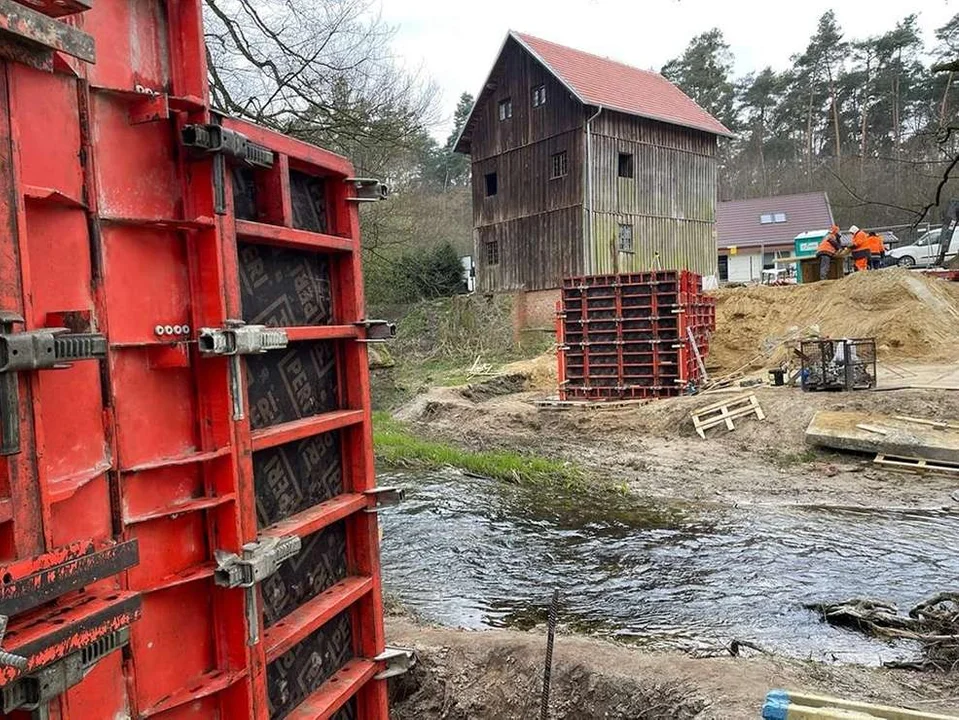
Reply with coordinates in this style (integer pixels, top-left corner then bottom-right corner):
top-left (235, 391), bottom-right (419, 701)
top-left (0, 4), bottom-right (147, 717)
top-left (218, 119), bottom-right (390, 720)
top-left (80, 0), bottom-right (254, 717)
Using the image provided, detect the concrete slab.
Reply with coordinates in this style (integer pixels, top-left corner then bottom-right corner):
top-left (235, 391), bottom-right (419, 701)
top-left (805, 411), bottom-right (959, 462)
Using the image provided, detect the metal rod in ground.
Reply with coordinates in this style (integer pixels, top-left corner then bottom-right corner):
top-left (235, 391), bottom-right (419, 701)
top-left (540, 588), bottom-right (560, 720)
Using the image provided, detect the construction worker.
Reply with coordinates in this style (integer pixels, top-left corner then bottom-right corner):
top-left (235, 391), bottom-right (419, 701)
top-left (866, 231), bottom-right (886, 269)
top-left (816, 225), bottom-right (843, 280)
top-left (850, 225), bottom-right (870, 272)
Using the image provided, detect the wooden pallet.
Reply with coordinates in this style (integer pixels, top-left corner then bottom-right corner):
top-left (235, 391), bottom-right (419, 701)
top-left (873, 453), bottom-right (959, 476)
top-left (691, 393), bottom-right (765, 439)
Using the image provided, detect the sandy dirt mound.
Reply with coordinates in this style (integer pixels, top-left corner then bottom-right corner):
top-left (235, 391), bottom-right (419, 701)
top-left (500, 351), bottom-right (558, 391)
top-left (709, 270), bottom-right (959, 374)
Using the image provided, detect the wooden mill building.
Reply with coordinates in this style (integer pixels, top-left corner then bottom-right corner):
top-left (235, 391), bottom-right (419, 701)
top-left (455, 31), bottom-right (732, 316)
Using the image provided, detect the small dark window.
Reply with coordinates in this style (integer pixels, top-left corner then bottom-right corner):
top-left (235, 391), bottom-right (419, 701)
top-left (550, 151), bottom-right (568, 179)
top-left (618, 224), bottom-right (634, 253)
top-left (617, 153), bottom-right (634, 178)
top-left (486, 240), bottom-right (500, 266)
top-left (485, 172), bottom-right (498, 197)
top-left (498, 98), bottom-right (512, 121)
top-left (532, 85), bottom-right (547, 107)
top-left (718, 255), bottom-right (729, 282)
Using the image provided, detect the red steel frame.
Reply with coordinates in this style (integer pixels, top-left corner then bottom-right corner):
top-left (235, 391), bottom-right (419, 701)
top-left (0, 2), bottom-right (390, 719)
top-left (557, 271), bottom-right (716, 401)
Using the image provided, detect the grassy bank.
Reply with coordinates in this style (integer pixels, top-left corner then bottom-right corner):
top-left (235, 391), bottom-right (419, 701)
top-left (372, 411), bottom-right (583, 486)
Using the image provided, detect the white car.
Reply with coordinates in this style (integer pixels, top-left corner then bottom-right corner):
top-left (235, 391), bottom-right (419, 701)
top-left (887, 227), bottom-right (959, 268)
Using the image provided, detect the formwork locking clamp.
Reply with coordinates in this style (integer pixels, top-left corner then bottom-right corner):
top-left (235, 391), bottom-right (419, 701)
top-left (344, 177), bottom-right (390, 203)
top-left (1, 628), bottom-right (129, 720)
top-left (182, 124), bottom-right (275, 214)
top-left (374, 647), bottom-right (416, 680)
top-left (364, 486), bottom-right (405, 513)
top-left (198, 322), bottom-right (289, 420)
top-left (214, 536), bottom-right (302, 646)
top-left (0, 312), bottom-right (107, 456)
top-left (353, 319), bottom-right (396, 343)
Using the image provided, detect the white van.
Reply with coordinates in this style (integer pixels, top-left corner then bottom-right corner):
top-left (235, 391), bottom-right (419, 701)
top-left (887, 226), bottom-right (959, 268)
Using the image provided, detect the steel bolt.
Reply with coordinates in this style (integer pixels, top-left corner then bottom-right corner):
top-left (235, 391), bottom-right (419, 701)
top-left (155, 325), bottom-right (165, 336)
top-left (173, 325), bottom-right (183, 335)
top-left (164, 325), bottom-right (174, 335)
top-left (182, 325), bottom-right (191, 335)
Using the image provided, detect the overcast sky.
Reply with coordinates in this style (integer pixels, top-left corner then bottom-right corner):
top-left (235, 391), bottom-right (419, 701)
top-left (380, 0), bottom-right (958, 140)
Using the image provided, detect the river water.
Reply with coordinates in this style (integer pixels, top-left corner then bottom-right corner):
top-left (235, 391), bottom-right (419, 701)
top-left (379, 469), bottom-right (959, 663)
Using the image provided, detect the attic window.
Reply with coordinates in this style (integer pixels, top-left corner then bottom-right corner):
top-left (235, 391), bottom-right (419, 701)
top-left (761, 213), bottom-right (788, 224)
top-left (498, 98), bottom-right (512, 121)
top-left (532, 85), bottom-right (547, 107)
top-left (618, 224), bottom-right (634, 253)
top-left (618, 153), bottom-right (634, 179)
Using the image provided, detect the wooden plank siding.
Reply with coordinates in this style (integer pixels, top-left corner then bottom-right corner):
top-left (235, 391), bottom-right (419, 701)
top-left (587, 111), bottom-right (718, 277)
top-left (476, 207), bottom-right (584, 292)
top-left (462, 39), bottom-right (721, 292)
top-left (470, 36), bottom-right (586, 292)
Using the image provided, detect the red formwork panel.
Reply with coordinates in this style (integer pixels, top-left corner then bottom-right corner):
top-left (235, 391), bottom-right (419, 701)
top-left (0, 2), bottom-right (390, 719)
top-left (557, 272), bottom-right (716, 401)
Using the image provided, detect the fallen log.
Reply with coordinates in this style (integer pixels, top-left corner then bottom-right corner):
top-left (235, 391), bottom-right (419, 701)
top-left (807, 593), bottom-right (959, 672)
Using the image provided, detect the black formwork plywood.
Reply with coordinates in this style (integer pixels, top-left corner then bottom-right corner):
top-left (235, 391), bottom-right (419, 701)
top-left (266, 611), bottom-right (355, 720)
top-left (262, 522), bottom-right (348, 625)
top-left (238, 243), bottom-right (334, 326)
top-left (239, 235), bottom-right (356, 717)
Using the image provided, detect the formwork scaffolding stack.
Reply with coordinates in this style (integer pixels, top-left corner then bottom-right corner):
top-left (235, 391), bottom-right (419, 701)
top-left (557, 271), bottom-right (716, 401)
top-left (0, 2), bottom-right (397, 719)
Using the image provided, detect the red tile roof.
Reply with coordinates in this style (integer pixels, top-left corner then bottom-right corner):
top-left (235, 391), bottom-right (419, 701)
top-left (513, 32), bottom-right (733, 137)
top-left (717, 192), bottom-right (835, 250)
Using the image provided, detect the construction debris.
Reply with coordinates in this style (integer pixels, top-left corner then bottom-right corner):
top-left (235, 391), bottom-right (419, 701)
top-left (806, 411), bottom-right (959, 463)
top-left (691, 392), bottom-right (765, 439)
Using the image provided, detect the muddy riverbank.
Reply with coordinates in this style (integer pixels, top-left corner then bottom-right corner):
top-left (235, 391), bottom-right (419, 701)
top-left (387, 618), bottom-right (959, 719)
top-left (391, 381), bottom-right (959, 508)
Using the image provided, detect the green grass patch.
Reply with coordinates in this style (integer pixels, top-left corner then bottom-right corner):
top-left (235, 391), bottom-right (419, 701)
top-left (372, 411), bottom-right (584, 487)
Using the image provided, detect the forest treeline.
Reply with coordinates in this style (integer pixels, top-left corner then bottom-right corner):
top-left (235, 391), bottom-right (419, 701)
top-left (662, 11), bottom-right (959, 228)
top-left (202, 1), bottom-right (959, 302)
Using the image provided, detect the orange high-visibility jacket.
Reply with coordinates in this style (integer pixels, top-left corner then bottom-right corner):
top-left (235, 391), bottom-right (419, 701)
top-left (866, 234), bottom-right (885, 254)
top-left (851, 230), bottom-right (870, 251)
top-left (817, 233), bottom-right (841, 256)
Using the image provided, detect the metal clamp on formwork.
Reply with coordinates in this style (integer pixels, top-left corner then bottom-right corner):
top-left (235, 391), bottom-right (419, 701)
top-left (364, 486), bottom-right (405, 513)
top-left (344, 177), bottom-right (389, 202)
top-left (373, 647), bottom-right (416, 680)
top-left (2, 628), bottom-right (129, 720)
top-left (182, 124), bottom-right (274, 214)
top-left (214, 536), bottom-right (301, 646)
top-left (198, 322), bottom-right (289, 357)
top-left (181, 125), bottom-right (274, 169)
top-left (0, 312), bottom-right (107, 455)
top-left (198, 322), bottom-right (289, 420)
top-left (354, 319), bottom-right (396, 342)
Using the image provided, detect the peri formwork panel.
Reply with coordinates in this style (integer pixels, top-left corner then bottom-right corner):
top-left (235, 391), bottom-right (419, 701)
top-left (558, 271), bottom-right (714, 401)
top-left (0, 3), bottom-right (391, 718)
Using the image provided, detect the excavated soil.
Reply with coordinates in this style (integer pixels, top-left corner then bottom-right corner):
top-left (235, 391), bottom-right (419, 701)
top-left (387, 619), bottom-right (959, 720)
top-left (709, 270), bottom-right (959, 374)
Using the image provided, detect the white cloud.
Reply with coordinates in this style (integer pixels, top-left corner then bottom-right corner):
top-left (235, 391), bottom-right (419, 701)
top-left (379, 0), bottom-right (957, 139)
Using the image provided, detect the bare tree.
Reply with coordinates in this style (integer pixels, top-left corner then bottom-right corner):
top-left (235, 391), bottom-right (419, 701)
top-left (203, 0), bottom-right (438, 173)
